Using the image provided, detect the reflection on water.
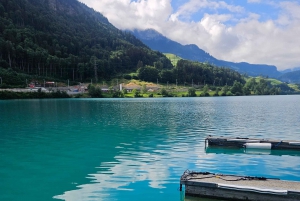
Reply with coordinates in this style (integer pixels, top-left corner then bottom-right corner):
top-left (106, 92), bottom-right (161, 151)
top-left (185, 197), bottom-right (226, 201)
top-left (0, 96), bottom-right (300, 201)
top-left (205, 147), bottom-right (300, 156)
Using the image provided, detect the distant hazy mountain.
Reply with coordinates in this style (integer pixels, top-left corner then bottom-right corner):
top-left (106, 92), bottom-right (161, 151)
top-left (280, 67), bottom-right (300, 74)
top-left (132, 29), bottom-right (282, 78)
top-left (278, 70), bottom-right (300, 83)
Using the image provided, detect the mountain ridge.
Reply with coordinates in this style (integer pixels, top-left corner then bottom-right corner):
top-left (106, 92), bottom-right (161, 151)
top-left (278, 70), bottom-right (300, 83)
top-left (132, 29), bottom-right (282, 78)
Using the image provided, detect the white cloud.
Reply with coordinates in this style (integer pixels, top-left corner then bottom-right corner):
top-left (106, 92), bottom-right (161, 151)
top-left (80, 0), bottom-right (173, 32)
top-left (171, 0), bottom-right (243, 22)
top-left (54, 135), bottom-right (213, 201)
top-left (79, 0), bottom-right (300, 70)
top-left (279, 1), bottom-right (300, 21)
top-left (247, 0), bottom-right (261, 3)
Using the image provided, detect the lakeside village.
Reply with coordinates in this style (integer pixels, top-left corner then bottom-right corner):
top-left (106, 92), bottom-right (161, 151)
top-left (0, 79), bottom-right (165, 97)
top-left (29, 80), bottom-right (160, 94)
top-left (1, 75), bottom-right (294, 98)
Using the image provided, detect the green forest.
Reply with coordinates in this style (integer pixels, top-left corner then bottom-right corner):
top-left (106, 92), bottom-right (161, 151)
top-left (0, 0), bottom-right (172, 85)
top-left (0, 0), bottom-right (299, 98)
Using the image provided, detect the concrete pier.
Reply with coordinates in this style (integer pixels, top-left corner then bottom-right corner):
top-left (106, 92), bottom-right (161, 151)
top-left (180, 170), bottom-right (300, 201)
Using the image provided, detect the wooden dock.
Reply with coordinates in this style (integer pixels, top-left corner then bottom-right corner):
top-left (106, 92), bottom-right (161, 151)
top-left (180, 170), bottom-right (300, 201)
top-left (206, 136), bottom-right (300, 150)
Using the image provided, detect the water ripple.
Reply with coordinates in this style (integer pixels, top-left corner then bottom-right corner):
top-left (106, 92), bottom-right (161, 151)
top-left (1, 96), bottom-right (300, 201)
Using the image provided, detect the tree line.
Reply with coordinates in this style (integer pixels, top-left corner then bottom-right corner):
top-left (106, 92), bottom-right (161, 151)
top-left (137, 60), bottom-right (245, 86)
top-left (0, 89), bottom-right (69, 99)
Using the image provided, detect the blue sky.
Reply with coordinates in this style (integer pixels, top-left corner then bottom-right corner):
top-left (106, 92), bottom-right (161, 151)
top-left (175, 0), bottom-right (278, 24)
top-left (79, 0), bottom-right (300, 70)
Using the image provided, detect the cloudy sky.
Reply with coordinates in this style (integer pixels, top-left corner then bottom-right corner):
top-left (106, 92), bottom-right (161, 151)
top-left (79, 0), bottom-right (300, 70)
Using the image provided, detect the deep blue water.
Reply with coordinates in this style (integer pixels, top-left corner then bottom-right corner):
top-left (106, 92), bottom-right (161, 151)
top-left (0, 96), bottom-right (300, 201)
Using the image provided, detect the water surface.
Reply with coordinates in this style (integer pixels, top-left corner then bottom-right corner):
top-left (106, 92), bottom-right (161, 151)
top-left (0, 96), bottom-right (300, 201)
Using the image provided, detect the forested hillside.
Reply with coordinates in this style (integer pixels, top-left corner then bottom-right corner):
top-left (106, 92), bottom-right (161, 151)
top-left (0, 0), bottom-right (172, 85)
top-left (138, 59), bottom-right (245, 86)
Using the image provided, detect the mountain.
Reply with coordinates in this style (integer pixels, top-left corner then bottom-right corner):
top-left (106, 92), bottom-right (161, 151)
top-left (132, 29), bottom-right (282, 78)
top-left (278, 70), bottom-right (300, 83)
top-left (0, 0), bottom-right (172, 85)
top-left (280, 67), bottom-right (300, 74)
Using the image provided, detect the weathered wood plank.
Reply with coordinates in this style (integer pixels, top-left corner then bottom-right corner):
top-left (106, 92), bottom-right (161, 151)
top-left (181, 171), bottom-right (300, 201)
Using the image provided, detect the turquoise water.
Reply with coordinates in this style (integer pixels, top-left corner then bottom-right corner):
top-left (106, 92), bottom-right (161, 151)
top-left (0, 96), bottom-right (300, 201)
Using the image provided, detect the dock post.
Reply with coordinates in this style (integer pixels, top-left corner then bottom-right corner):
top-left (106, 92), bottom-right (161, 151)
top-left (180, 184), bottom-right (182, 191)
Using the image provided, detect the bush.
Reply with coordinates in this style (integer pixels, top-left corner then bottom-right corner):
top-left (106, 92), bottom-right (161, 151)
top-left (200, 92), bottom-right (209, 97)
top-left (112, 91), bottom-right (124, 98)
top-left (0, 90), bottom-right (70, 100)
top-left (160, 88), bottom-right (168, 97)
top-left (51, 90), bottom-right (69, 98)
top-left (187, 87), bottom-right (196, 97)
top-left (226, 91), bottom-right (233, 96)
top-left (88, 85), bottom-right (103, 98)
top-left (133, 89), bottom-right (141, 97)
top-left (122, 88), bottom-right (127, 94)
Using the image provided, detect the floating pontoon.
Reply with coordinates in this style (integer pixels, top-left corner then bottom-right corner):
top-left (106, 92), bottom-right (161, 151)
top-left (180, 170), bottom-right (300, 201)
top-left (205, 136), bottom-right (300, 150)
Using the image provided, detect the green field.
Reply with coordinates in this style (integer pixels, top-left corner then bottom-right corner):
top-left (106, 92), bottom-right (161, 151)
top-left (163, 53), bottom-right (183, 66)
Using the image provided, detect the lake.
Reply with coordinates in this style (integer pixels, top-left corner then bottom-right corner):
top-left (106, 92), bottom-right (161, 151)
top-left (0, 95), bottom-right (300, 201)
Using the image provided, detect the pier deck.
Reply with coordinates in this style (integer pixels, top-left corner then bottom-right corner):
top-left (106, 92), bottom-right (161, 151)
top-left (180, 171), bottom-right (300, 201)
top-left (206, 136), bottom-right (300, 150)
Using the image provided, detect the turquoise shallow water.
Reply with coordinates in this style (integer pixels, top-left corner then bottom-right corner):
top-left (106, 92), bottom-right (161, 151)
top-left (0, 96), bottom-right (300, 201)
